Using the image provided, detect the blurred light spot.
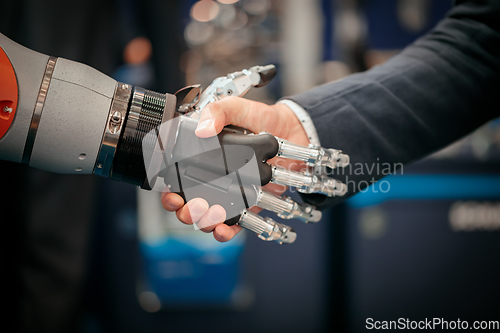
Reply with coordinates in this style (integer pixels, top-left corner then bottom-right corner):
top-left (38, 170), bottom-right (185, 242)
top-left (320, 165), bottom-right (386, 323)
top-left (123, 37), bottom-right (152, 65)
top-left (116, 209), bottom-right (138, 240)
top-left (231, 285), bottom-right (255, 310)
top-left (358, 207), bottom-right (388, 240)
top-left (322, 61), bottom-right (350, 83)
top-left (364, 49), bottom-right (399, 69)
top-left (217, 3), bottom-right (236, 26)
top-left (397, 0), bottom-right (429, 32)
top-left (449, 201), bottom-right (500, 231)
top-left (158, 260), bottom-right (195, 279)
top-left (335, 11), bottom-right (365, 45)
top-left (218, 0), bottom-right (239, 4)
top-left (204, 30), bottom-right (251, 61)
top-left (248, 12), bottom-right (267, 26)
top-left (179, 50), bottom-right (203, 74)
top-left (471, 129), bottom-right (491, 160)
top-left (185, 21), bottom-right (214, 45)
top-left (138, 291), bottom-right (161, 313)
top-left (191, 0), bottom-right (220, 22)
top-left (243, 0), bottom-right (270, 15)
top-left (221, 9), bottom-right (248, 30)
top-left (198, 253), bottom-right (225, 264)
top-left (251, 25), bottom-right (271, 46)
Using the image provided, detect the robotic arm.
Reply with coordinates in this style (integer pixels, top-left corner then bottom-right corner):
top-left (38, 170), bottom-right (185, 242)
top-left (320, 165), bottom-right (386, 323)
top-left (0, 33), bottom-right (349, 244)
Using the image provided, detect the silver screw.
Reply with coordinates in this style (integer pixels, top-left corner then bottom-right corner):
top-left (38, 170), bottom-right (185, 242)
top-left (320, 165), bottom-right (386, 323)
top-left (3, 106), bottom-right (13, 113)
top-left (111, 111), bottom-right (122, 124)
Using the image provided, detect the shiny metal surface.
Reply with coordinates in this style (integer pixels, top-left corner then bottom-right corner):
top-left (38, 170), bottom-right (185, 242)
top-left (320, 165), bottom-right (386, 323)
top-left (177, 65), bottom-right (275, 118)
top-left (110, 87), bottom-right (166, 186)
top-left (22, 56), bottom-right (57, 164)
top-left (271, 166), bottom-right (347, 197)
top-left (93, 82), bottom-right (132, 177)
top-left (238, 210), bottom-right (296, 244)
top-left (256, 189), bottom-right (322, 223)
top-left (276, 137), bottom-right (350, 169)
top-left (174, 84), bottom-right (201, 113)
top-left (122, 86), bottom-right (145, 141)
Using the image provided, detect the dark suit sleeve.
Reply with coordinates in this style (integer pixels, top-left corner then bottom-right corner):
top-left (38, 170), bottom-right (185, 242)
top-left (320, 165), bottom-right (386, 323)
top-left (288, 0), bottom-right (500, 207)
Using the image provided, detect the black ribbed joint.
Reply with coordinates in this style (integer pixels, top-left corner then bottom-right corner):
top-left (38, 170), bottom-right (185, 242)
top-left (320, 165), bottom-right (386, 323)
top-left (111, 87), bottom-right (166, 188)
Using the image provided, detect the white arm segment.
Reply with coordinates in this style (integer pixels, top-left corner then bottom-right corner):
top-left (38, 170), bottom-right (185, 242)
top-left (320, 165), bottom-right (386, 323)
top-left (29, 58), bottom-right (116, 174)
top-left (0, 33), bottom-right (117, 174)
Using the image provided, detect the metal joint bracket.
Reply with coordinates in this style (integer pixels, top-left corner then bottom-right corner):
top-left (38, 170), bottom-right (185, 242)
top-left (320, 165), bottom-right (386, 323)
top-left (93, 82), bottom-right (132, 177)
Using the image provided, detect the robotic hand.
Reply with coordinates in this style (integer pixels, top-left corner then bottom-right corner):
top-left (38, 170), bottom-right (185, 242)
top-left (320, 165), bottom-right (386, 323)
top-left (0, 33), bottom-right (349, 244)
top-left (158, 66), bottom-right (350, 244)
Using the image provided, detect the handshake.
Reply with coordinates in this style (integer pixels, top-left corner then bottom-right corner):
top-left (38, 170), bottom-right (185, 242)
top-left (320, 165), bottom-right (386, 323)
top-left (148, 65), bottom-right (349, 244)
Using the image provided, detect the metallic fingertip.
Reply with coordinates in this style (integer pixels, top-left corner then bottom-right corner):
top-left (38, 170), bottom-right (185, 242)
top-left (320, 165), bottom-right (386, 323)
top-left (335, 181), bottom-right (348, 196)
top-left (281, 228), bottom-right (297, 244)
top-left (337, 153), bottom-right (350, 168)
top-left (307, 209), bottom-right (322, 223)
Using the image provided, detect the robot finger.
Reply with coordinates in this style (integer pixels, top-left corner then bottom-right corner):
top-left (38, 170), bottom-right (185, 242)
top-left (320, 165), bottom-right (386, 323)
top-left (237, 210), bottom-right (296, 244)
top-left (255, 188), bottom-right (322, 223)
top-left (275, 137), bottom-right (350, 172)
top-left (270, 165), bottom-right (347, 197)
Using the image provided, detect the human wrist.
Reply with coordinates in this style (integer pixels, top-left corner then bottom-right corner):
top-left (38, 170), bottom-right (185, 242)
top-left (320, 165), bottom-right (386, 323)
top-left (275, 100), bottom-right (320, 146)
top-left (272, 102), bottom-right (310, 146)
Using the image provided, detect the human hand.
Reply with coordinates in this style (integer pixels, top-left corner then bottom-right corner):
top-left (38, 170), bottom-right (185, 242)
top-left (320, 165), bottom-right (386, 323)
top-left (161, 96), bottom-right (309, 242)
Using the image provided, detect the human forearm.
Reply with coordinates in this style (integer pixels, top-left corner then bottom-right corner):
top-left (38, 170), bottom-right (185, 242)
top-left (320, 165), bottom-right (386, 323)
top-left (288, 0), bottom-right (500, 206)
